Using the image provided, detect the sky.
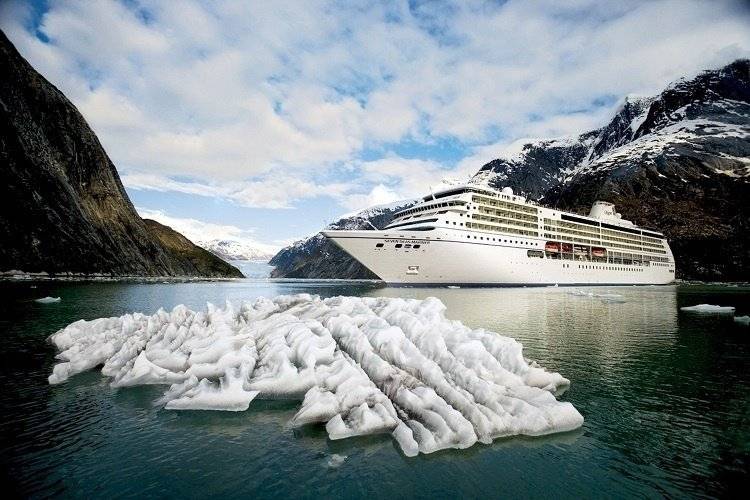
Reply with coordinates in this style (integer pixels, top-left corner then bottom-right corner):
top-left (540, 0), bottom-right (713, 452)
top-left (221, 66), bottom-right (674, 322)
top-left (2, 0), bottom-right (749, 251)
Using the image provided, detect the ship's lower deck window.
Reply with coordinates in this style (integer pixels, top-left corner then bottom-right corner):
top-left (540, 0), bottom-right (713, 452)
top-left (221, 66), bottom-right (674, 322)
top-left (375, 243), bottom-right (384, 248)
top-left (395, 244), bottom-right (402, 248)
top-left (413, 244), bottom-right (421, 249)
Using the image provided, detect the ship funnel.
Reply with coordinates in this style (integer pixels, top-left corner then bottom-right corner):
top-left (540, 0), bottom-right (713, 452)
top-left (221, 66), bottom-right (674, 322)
top-left (589, 201), bottom-right (615, 219)
top-left (590, 201), bottom-right (634, 225)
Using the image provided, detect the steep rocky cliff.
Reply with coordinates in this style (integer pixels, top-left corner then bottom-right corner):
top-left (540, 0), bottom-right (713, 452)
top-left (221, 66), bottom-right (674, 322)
top-left (0, 31), bottom-right (241, 278)
top-left (271, 59), bottom-right (749, 281)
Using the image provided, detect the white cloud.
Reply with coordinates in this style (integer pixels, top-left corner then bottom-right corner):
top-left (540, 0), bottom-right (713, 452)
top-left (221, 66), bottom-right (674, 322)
top-left (136, 207), bottom-right (279, 253)
top-left (122, 172), bottom-right (351, 209)
top-left (2, 0), bottom-right (749, 210)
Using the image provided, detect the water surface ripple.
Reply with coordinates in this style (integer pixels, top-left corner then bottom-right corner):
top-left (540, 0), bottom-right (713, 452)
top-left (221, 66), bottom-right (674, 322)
top-left (1, 281), bottom-right (748, 498)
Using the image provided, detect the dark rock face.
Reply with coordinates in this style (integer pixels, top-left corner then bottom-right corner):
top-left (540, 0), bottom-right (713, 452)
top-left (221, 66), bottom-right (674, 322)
top-left (477, 134), bottom-right (594, 200)
top-left (0, 31), bottom-right (241, 278)
top-left (270, 202), bottom-right (414, 279)
top-left (271, 59), bottom-right (749, 281)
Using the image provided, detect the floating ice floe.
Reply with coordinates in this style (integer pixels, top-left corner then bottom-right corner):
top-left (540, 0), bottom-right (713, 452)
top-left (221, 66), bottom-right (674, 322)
top-left (36, 296), bottom-right (61, 304)
top-left (734, 315), bottom-right (750, 326)
top-left (680, 304), bottom-right (736, 314)
top-left (325, 454), bottom-right (347, 468)
top-left (47, 294), bottom-right (583, 456)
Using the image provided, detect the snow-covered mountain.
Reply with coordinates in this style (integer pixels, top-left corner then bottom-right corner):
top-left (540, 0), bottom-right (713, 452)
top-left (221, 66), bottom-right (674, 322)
top-left (477, 61), bottom-right (749, 197)
top-left (198, 239), bottom-right (277, 262)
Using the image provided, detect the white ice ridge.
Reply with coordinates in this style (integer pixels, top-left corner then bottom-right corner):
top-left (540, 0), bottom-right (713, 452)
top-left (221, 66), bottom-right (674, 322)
top-left (36, 296), bottom-right (61, 303)
top-left (47, 294), bottom-right (583, 456)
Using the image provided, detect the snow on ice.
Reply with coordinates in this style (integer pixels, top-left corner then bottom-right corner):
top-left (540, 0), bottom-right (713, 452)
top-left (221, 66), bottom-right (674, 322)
top-left (680, 304), bottom-right (736, 314)
top-left (46, 294), bottom-right (583, 456)
top-left (36, 296), bottom-right (61, 303)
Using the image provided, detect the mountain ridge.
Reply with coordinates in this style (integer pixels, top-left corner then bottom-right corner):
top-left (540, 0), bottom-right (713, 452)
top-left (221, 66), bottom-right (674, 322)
top-left (198, 239), bottom-right (277, 262)
top-left (0, 30), bottom-right (242, 278)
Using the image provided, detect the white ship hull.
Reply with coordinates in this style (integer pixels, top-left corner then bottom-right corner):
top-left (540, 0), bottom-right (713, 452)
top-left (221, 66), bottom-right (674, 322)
top-left (324, 228), bottom-right (675, 286)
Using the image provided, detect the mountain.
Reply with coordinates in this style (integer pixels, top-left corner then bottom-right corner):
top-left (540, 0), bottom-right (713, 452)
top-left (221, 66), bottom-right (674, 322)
top-left (478, 59), bottom-right (750, 281)
top-left (144, 221), bottom-right (245, 277)
top-left (270, 59), bottom-right (750, 281)
top-left (270, 201), bottom-right (415, 279)
top-left (197, 239), bottom-right (277, 262)
top-left (0, 31), bottom-right (242, 278)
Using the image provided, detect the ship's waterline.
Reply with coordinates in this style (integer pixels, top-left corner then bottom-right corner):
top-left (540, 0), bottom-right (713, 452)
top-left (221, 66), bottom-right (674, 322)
top-left (324, 183), bottom-right (675, 285)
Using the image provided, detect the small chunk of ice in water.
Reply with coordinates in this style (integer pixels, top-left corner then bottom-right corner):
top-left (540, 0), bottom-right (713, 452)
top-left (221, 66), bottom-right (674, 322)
top-left (35, 296), bottom-right (61, 304)
top-left (680, 304), bottom-right (736, 314)
top-left (46, 294), bottom-right (583, 456)
top-left (568, 290), bottom-right (625, 303)
top-left (325, 454), bottom-right (347, 468)
top-left (734, 315), bottom-right (750, 326)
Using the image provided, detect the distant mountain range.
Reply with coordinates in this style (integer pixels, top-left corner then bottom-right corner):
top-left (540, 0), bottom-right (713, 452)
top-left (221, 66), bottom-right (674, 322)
top-left (0, 31), bottom-right (242, 278)
top-left (270, 59), bottom-right (750, 281)
top-left (198, 239), bottom-right (277, 262)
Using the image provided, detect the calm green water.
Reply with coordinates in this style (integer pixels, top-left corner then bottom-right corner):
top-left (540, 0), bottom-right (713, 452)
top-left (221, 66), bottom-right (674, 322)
top-left (1, 280), bottom-right (749, 499)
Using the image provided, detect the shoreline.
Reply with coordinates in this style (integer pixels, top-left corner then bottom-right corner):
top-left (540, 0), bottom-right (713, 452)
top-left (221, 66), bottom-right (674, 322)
top-left (0, 272), bottom-right (243, 283)
top-left (2, 273), bottom-right (747, 287)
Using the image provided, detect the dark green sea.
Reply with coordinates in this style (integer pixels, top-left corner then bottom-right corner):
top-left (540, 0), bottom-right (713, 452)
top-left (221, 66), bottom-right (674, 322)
top-left (1, 280), bottom-right (748, 499)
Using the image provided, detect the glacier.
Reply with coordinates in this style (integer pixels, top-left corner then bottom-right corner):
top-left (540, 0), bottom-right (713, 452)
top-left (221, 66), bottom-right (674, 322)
top-left (47, 294), bottom-right (583, 456)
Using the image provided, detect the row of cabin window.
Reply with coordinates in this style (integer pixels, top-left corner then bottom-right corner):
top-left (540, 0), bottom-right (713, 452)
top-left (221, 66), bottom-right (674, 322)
top-left (466, 235), bottom-right (539, 246)
top-left (561, 263), bottom-right (644, 272)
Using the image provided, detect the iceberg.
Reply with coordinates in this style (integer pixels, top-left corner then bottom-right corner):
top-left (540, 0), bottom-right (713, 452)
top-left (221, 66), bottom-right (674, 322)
top-left (35, 296), bottom-right (61, 303)
top-left (47, 294), bottom-right (583, 456)
top-left (680, 304), bottom-right (736, 314)
top-left (734, 315), bottom-right (750, 326)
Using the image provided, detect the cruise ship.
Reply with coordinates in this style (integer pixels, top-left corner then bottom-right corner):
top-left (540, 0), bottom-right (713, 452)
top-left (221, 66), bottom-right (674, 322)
top-left (322, 181), bottom-right (676, 286)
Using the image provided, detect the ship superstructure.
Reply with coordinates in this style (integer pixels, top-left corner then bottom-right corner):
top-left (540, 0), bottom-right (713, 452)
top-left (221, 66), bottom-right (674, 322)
top-left (323, 182), bottom-right (675, 285)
